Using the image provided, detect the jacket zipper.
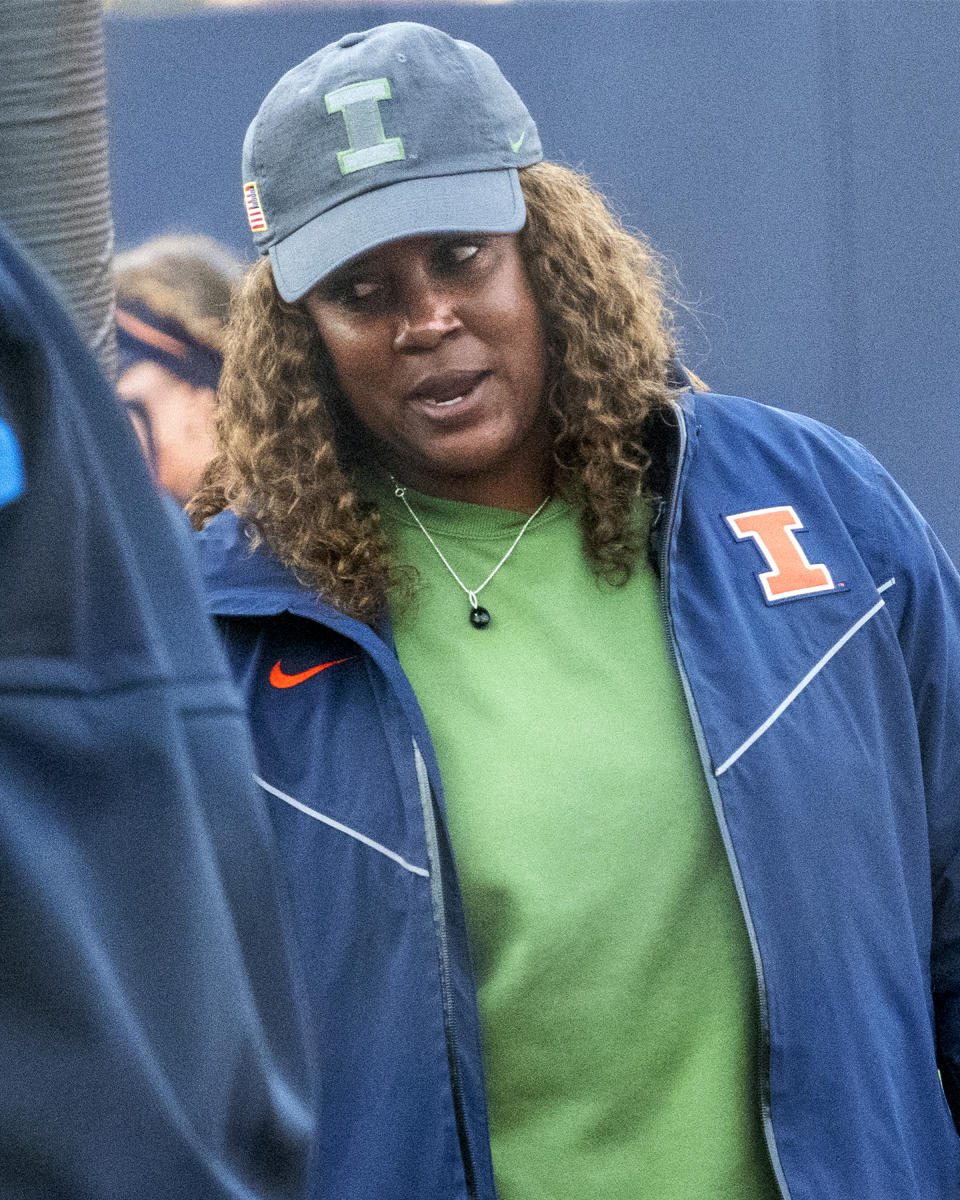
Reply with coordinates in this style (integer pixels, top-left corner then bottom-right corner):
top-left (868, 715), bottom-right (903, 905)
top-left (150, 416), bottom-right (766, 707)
top-left (655, 409), bottom-right (793, 1200)
top-left (412, 739), bottom-right (480, 1199)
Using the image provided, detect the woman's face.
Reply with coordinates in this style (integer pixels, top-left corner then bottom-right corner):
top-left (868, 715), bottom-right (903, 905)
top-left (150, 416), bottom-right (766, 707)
top-left (303, 232), bottom-right (551, 511)
top-left (117, 361), bottom-right (217, 506)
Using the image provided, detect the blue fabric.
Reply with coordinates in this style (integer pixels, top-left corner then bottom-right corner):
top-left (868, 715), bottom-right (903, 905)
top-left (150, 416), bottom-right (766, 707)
top-left (196, 390), bottom-right (960, 1199)
top-left (665, 396), bottom-right (960, 1196)
top-left (0, 220), bottom-right (313, 1199)
top-left (0, 415), bottom-right (23, 507)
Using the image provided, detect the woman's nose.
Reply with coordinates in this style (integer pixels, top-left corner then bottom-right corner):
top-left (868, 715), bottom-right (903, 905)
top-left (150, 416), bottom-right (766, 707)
top-left (392, 281), bottom-right (462, 353)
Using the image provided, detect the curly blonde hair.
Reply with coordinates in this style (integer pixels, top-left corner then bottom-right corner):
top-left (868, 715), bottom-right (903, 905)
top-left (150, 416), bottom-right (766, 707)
top-left (191, 162), bottom-right (679, 622)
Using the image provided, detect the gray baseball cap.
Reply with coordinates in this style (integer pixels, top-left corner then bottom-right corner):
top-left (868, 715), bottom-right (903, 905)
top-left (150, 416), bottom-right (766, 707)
top-left (241, 22), bottom-right (543, 302)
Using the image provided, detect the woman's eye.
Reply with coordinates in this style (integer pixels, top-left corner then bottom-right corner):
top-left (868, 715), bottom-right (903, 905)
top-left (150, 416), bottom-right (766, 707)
top-left (321, 277), bottom-right (384, 310)
top-left (349, 280), bottom-right (381, 300)
top-left (434, 240), bottom-right (483, 276)
top-left (450, 243), bottom-right (479, 264)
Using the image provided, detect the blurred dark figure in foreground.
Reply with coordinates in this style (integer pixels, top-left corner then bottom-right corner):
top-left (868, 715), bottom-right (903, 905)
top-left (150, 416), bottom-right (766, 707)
top-left (115, 234), bottom-right (240, 506)
top-left (0, 219), bottom-right (312, 1198)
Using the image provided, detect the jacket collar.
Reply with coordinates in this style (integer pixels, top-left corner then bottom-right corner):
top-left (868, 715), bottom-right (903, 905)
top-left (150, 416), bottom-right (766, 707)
top-left (196, 509), bottom-right (374, 637)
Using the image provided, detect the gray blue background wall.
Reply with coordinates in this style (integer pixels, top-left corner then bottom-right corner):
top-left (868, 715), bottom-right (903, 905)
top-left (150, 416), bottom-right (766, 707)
top-left (105, 1), bottom-right (960, 560)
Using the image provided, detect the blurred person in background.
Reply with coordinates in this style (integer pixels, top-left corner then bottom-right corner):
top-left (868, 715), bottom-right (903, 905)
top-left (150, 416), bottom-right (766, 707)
top-left (115, 233), bottom-right (240, 505)
top-left (192, 22), bottom-right (960, 1200)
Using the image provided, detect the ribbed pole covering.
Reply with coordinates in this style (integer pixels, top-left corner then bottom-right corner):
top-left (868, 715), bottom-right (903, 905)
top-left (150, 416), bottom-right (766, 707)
top-left (0, 0), bottom-right (117, 379)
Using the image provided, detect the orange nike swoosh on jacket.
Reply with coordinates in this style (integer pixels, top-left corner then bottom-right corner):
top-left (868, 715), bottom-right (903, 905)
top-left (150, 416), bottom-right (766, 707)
top-left (269, 657), bottom-right (354, 689)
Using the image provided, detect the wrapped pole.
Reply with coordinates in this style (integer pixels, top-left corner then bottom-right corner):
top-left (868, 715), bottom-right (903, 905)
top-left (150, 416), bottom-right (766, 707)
top-left (0, 0), bottom-right (117, 379)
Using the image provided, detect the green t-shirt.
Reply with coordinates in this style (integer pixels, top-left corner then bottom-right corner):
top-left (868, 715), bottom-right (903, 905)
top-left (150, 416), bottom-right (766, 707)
top-left (382, 486), bottom-right (778, 1200)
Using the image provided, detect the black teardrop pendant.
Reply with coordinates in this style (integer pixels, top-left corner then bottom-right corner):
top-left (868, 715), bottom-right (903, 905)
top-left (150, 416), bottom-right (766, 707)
top-left (469, 605), bottom-right (491, 629)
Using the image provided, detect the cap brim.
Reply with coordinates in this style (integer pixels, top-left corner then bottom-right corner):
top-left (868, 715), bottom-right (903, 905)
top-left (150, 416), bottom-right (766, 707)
top-left (268, 168), bottom-right (526, 303)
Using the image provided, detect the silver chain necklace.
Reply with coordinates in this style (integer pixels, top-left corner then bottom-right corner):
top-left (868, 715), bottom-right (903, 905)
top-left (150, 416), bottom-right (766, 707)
top-left (392, 480), bottom-right (551, 629)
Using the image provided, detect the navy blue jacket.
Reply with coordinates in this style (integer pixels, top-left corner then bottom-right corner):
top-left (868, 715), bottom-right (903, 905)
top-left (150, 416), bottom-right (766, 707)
top-left (198, 392), bottom-right (960, 1199)
top-left (0, 223), bottom-right (313, 1198)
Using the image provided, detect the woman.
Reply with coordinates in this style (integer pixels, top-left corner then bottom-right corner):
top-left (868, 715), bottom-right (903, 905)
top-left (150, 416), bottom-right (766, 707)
top-left (193, 22), bottom-right (960, 1200)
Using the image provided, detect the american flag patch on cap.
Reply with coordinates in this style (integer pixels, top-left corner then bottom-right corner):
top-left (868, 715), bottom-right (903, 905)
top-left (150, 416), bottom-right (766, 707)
top-left (244, 181), bottom-right (268, 233)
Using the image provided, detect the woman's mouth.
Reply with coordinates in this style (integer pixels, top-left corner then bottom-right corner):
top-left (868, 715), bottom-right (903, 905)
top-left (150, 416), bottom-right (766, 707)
top-left (408, 370), bottom-right (490, 411)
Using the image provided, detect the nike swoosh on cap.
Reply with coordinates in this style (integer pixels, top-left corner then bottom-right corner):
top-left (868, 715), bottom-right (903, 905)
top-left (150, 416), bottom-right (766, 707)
top-left (269, 657), bottom-right (354, 689)
top-left (510, 132), bottom-right (526, 153)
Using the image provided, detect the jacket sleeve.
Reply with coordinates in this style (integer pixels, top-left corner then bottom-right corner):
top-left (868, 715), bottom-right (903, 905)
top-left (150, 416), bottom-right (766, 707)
top-left (872, 462), bottom-right (960, 1127)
